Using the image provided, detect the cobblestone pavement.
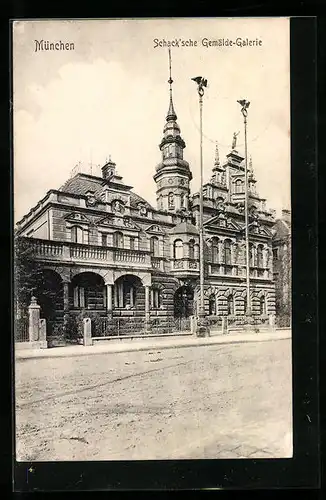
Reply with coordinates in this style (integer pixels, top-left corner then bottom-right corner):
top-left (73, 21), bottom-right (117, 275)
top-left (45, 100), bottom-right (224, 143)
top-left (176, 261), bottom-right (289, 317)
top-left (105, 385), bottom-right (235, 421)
top-left (15, 338), bottom-right (292, 461)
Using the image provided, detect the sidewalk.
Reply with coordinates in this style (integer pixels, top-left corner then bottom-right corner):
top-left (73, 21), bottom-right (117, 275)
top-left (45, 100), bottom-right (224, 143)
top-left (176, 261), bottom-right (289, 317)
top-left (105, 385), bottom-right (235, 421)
top-left (15, 329), bottom-right (291, 360)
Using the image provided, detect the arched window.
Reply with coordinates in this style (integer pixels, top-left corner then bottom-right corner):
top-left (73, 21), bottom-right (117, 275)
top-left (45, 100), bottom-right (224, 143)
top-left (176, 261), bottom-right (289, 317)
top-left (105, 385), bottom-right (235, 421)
top-left (224, 239), bottom-right (231, 265)
top-left (174, 239), bottom-right (183, 260)
top-left (243, 295), bottom-right (248, 315)
top-left (151, 288), bottom-right (161, 309)
top-left (227, 295), bottom-right (234, 315)
top-left (188, 239), bottom-right (195, 259)
top-left (209, 294), bottom-right (216, 316)
top-left (257, 245), bottom-right (264, 268)
top-left (194, 243), bottom-right (199, 260)
top-left (150, 236), bottom-right (159, 257)
top-left (212, 237), bottom-right (219, 263)
top-left (180, 193), bottom-right (185, 208)
top-left (113, 231), bottom-right (124, 248)
top-left (71, 226), bottom-right (83, 244)
top-left (260, 296), bottom-right (266, 315)
top-left (235, 179), bottom-right (243, 193)
top-left (168, 192), bottom-right (174, 209)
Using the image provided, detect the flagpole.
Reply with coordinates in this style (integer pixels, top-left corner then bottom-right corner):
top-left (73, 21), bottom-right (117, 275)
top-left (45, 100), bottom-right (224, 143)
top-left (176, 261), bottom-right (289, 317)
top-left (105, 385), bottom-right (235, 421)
top-left (192, 76), bottom-right (209, 337)
top-left (238, 100), bottom-right (251, 315)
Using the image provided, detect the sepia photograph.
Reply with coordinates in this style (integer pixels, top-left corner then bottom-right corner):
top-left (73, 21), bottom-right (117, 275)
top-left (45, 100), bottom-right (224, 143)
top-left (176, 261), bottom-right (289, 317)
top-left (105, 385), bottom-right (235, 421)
top-left (13, 18), bottom-right (292, 463)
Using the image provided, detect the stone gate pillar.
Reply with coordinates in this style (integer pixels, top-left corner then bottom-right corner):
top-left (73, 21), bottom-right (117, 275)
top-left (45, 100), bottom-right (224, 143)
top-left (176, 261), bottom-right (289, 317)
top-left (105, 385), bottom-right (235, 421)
top-left (28, 296), bottom-right (40, 342)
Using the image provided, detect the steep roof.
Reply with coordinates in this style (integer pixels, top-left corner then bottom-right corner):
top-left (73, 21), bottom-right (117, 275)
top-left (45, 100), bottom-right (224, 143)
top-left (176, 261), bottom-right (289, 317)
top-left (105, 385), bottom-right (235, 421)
top-left (272, 218), bottom-right (291, 241)
top-left (59, 173), bottom-right (153, 209)
top-left (169, 221), bottom-right (199, 235)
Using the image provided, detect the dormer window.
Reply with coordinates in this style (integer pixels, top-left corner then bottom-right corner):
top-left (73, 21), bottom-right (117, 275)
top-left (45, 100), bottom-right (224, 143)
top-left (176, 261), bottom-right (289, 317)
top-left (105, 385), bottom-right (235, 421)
top-left (112, 200), bottom-right (125, 214)
top-left (138, 203), bottom-right (147, 216)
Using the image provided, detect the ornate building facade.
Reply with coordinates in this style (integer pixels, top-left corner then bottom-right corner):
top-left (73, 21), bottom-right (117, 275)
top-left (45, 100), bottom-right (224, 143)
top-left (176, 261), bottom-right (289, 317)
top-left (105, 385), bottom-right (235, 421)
top-left (15, 73), bottom-right (276, 338)
top-left (272, 209), bottom-right (291, 327)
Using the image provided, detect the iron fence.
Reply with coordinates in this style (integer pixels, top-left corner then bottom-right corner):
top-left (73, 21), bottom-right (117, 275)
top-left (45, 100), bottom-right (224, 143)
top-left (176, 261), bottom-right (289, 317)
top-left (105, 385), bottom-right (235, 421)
top-left (91, 316), bottom-right (192, 338)
top-left (15, 317), bottom-right (29, 342)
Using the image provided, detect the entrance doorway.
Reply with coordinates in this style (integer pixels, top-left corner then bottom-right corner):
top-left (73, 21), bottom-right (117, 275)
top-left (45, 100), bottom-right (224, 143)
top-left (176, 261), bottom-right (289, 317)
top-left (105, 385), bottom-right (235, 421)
top-left (174, 286), bottom-right (194, 319)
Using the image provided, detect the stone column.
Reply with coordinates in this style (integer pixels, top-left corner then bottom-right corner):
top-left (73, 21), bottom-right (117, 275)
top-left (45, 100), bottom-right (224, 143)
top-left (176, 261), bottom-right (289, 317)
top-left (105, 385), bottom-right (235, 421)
top-left (106, 284), bottom-right (113, 317)
top-left (28, 296), bottom-right (40, 342)
top-left (63, 281), bottom-right (70, 338)
top-left (145, 285), bottom-right (151, 332)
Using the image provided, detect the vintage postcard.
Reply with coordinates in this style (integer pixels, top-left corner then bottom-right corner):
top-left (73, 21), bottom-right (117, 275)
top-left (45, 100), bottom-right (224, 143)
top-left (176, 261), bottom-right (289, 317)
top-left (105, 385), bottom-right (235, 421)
top-left (13, 18), bottom-right (292, 463)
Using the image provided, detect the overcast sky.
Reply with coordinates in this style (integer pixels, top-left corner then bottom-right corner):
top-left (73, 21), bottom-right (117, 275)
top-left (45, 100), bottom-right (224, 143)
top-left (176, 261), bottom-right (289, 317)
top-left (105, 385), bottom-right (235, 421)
top-left (13, 18), bottom-right (290, 223)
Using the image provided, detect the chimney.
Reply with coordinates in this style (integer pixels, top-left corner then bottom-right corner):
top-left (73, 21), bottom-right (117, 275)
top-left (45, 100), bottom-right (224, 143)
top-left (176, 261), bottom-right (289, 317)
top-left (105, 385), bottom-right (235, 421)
top-left (101, 158), bottom-right (116, 180)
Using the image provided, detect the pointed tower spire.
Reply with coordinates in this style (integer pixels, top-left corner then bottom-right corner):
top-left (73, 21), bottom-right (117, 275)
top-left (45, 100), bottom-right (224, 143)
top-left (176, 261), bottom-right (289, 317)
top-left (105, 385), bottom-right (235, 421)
top-left (166, 48), bottom-right (177, 121)
top-left (153, 49), bottom-right (192, 212)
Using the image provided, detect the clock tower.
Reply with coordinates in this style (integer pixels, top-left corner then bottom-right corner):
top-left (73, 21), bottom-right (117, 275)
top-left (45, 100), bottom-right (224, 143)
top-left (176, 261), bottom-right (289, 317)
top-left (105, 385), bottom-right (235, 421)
top-left (153, 49), bottom-right (192, 212)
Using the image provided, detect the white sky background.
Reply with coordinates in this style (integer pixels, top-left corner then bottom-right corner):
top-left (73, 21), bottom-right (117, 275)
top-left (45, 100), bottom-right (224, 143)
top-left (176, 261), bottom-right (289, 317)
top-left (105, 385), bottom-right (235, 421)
top-left (13, 18), bottom-right (290, 223)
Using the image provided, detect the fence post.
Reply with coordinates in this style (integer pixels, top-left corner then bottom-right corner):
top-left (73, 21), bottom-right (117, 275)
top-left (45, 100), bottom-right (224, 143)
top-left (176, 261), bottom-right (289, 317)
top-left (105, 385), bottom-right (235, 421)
top-left (39, 318), bottom-right (48, 349)
top-left (28, 296), bottom-right (40, 342)
top-left (83, 318), bottom-right (92, 346)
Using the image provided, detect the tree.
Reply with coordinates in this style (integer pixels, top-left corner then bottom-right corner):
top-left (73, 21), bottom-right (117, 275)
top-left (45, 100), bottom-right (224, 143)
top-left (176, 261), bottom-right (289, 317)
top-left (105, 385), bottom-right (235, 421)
top-left (14, 236), bottom-right (55, 316)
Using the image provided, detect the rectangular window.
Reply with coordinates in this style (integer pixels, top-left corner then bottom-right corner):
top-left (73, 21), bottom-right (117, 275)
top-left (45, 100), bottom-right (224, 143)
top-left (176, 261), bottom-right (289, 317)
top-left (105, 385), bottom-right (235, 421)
top-left (73, 287), bottom-right (85, 308)
top-left (71, 226), bottom-right (84, 244)
top-left (101, 233), bottom-right (108, 247)
top-left (151, 289), bottom-right (161, 309)
top-left (130, 237), bottom-right (135, 250)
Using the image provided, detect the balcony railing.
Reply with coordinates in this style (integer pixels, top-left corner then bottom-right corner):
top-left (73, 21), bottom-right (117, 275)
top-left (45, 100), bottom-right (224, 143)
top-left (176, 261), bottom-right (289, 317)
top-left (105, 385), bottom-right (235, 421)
top-left (209, 262), bottom-right (270, 279)
top-left (172, 258), bottom-right (199, 271)
top-left (22, 237), bottom-right (152, 268)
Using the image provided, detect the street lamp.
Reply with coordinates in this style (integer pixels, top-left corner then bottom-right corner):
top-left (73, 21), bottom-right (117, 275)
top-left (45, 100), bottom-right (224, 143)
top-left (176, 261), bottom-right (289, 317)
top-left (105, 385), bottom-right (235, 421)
top-left (192, 76), bottom-right (209, 337)
top-left (237, 99), bottom-right (251, 317)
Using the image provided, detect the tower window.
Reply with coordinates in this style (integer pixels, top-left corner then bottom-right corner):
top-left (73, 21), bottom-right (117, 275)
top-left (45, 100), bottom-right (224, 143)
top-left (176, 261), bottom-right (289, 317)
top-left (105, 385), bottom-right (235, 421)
top-left (168, 192), bottom-right (174, 209)
top-left (188, 239), bottom-right (195, 259)
top-left (180, 193), bottom-right (185, 208)
top-left (235, 179), bottom-right (244, 193)
top-left (174, 239), bottom-right (183, 260)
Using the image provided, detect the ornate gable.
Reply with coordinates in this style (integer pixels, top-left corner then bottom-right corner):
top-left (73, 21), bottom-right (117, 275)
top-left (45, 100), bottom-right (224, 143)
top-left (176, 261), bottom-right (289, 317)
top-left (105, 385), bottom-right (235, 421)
top-left (145, 224), bottom-right (165, 235)
top-left (96, 215), bottom-right (141, 231)
top-left (64, 212), bottom-right (90, 224)
top-left (204, 215), bottom-right (241, 232)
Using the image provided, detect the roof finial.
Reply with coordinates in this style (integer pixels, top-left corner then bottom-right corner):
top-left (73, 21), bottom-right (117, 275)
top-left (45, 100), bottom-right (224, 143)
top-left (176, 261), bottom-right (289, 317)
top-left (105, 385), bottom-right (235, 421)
top-left (214, 141), bottom-right (220, 167)
top-left (232, 131), bottom-right (240, 150)
top-left (166, 49), bottom-right (177, 121)
top-left (168, 48), bottom-right (173, 93)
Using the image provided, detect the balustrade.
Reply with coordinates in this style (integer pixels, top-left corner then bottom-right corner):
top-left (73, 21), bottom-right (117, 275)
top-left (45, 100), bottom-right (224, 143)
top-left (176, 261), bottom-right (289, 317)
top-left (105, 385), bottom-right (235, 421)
top-left (21, 237), bottom-right (151, 266)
